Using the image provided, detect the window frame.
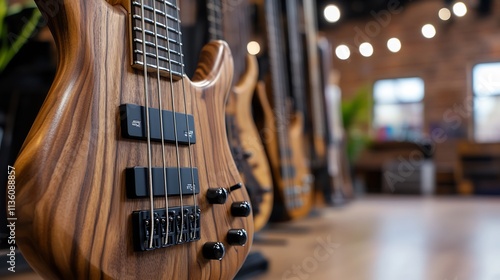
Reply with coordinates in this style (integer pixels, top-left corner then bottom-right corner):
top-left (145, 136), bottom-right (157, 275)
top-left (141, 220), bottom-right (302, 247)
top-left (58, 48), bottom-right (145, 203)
top-left (472, 61), bottom-right (500, 143)
top-left (372, 76), bottom-right (425, 141)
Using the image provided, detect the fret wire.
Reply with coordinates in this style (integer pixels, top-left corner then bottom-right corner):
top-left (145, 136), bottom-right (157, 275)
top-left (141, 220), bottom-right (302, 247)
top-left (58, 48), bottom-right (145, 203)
top-left (133, 16), bottom-right (182, 34)
top-left (134, 61), bottom-right (183, 76)
top-left (133, 28), bottom-right (182, 46)
top-left (133, 39), bottom-right (184, 56)
top-left (131, 0), bottom-right (184, 75)
top-left (137, 48), bottom-right (184, 60)
top-left (132, 2), bottom-right (180, 22)
top-left (132, 0), bottom-right (177, 10)
top-left (133, 9), bottom-right (181, 24)
top-left (134, 51), bottom-right (184, 66)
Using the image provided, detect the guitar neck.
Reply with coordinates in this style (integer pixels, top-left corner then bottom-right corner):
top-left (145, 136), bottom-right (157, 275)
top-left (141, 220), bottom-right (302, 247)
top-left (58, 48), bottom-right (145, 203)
top-left (206, 0), bottom-right (224, 41)
top-left (130, 0), bottom-right (185, 78)
top-left (208, 0), bottom-right (249, 82)
top-left (264, 0), bottom-right (291, 157)
top-left (303, 0), bottom-right (328, 144)
top-left (285, 0), bottom-right (307, 115)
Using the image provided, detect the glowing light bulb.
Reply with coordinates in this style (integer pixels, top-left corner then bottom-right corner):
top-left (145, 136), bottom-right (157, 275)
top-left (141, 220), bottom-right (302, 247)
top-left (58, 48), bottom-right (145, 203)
top-left (247, 41), bottom-right (261, 55)
top-left (335, 45), bottom-right (350, 60)
top-left (387, 38), bottom-right (401, 53)
top-left (453, 2), bottom-right (467, 17)
top-left (421, 24), bottom-right (436, 39)
top-left (438, 7), bottom-right (451, 21)
top-left (324, 5), bottom-right (341, 23)
top-left (359, 42), bottom-right (374, 57)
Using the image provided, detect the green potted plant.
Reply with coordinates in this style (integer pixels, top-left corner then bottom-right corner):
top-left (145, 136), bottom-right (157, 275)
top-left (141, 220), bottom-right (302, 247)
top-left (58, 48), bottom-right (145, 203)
top-left (0, 0), bottom-right (41, 73)
top-left (341, 85), bottom-right (372, 164)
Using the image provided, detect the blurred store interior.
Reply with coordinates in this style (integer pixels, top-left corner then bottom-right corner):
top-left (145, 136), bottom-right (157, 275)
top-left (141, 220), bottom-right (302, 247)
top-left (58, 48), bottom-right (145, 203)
top-left (1, 0), bottom-right (500, 279)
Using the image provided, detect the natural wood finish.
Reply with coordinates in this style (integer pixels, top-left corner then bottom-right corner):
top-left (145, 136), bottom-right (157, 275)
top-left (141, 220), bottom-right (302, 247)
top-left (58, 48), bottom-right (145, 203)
top-left (256, 80), bottom-right (313, 221)
top-left (13, 197), bottom-right (500, 280)
top-left (14, 0), bottom-right (253, 279)
top-left (226, 54), bottom-right (274, 232)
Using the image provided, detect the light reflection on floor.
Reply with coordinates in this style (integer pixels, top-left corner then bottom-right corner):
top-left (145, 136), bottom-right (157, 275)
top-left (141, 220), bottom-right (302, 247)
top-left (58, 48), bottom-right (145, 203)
top-left (251, 197), bottom-right (500, 280)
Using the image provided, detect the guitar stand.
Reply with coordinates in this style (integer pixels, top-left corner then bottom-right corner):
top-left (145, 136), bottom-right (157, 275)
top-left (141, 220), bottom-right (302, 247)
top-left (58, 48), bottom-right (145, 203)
top-left (234, 251), bottom-right (269, 279)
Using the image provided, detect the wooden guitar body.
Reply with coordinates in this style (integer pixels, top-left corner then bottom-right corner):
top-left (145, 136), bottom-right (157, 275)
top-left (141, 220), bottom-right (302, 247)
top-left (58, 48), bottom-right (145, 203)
top-left (226, 54), bottom-right (273, 232)
top-left (255, 82), bottom-right (313, 221)
top-left (14, 0), bottom-right (253, 279)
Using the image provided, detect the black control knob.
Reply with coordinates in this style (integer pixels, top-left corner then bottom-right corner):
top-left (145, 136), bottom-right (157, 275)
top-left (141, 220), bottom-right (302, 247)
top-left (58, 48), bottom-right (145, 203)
top-left (206, 188), bottom-right (228, 204)
top-left (229, 183), bottom-right (243, 192)
top-left (243, 151), bottom-right (253, 159)
top-left (202, 242), bottom-right (226, 260)
top-left (231, 201), bottom-right (251, 217)
top-left (227, 229), bottom-right (248, 246)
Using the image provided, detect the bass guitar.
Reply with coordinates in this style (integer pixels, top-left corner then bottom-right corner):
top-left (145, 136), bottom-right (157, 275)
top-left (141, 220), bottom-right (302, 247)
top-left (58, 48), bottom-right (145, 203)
top-left (302, 0), bottom-right (353, 204)
top-left (206, 0), bottom-right (274, 232)
top-left (256, 0), bottom-right (313, 221)
top-left (14, 0), bottom-right (253, 279)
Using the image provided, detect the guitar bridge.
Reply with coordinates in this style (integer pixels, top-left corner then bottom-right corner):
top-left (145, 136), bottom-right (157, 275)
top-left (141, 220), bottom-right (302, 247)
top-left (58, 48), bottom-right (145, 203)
top-left (132, 206), bottom-right (201, 252)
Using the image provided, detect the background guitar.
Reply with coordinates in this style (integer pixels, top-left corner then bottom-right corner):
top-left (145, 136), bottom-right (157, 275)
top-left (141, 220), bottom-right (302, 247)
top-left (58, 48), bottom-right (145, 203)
top-left (254, 0), bottom-right (313, 221)
top-left (180, 0), bottom-right (274, 232)
top-left (216, 0), bottom-right (274, 232)
top-left (14, 0), bottom-right (253, 278)
top-left (301, 0), bottom-right (353, 205)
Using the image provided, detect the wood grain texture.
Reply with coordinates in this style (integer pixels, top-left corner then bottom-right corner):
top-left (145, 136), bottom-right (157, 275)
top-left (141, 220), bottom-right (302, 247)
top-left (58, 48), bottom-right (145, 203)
top-left (14, 0), bottom-right (253, 279)
top-left (255, 81), bottom-right (313, 221)
top-left (225, 54), bottom-right (273, 232)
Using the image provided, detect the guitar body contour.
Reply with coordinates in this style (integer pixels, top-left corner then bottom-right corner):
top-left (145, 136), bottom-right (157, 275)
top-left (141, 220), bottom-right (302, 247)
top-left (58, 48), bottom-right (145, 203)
top-left (255, 82), bottom-right (313, 221)
top-left (14, 0), bottom-right (253, 279)
top-left (226, 54), bottom-right (273, 232)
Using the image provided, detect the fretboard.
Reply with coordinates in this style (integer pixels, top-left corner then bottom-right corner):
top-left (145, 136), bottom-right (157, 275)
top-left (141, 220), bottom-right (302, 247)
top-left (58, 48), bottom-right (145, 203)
top-left (285, 0), bottom-right (307, 116)
top-left (265, 0), bottom-right (291, 158)
top-left (207, 0), bottom-right (223, 41)
top-left (130, 0), bottom-right (184, 78)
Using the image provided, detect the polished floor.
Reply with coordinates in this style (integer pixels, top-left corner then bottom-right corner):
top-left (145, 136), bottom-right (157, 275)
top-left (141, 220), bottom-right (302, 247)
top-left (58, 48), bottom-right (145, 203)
top-left (250, 197), bottom-right (500, 280)
top-left (6, 196), bottom-right (500, 280)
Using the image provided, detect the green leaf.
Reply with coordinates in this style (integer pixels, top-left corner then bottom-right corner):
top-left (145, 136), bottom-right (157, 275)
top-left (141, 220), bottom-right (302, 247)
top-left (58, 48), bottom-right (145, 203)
top-left (0, 0), bottom-right (7, 37)
top-left (0, 7), bottom-right (41, 72)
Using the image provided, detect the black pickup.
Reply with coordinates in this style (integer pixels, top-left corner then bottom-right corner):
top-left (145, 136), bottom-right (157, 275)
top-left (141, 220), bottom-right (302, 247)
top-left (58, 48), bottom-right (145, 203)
top-left (126, 167), bottom-right (199, 198)
top-left (120, 103), bottom-right (196, 145)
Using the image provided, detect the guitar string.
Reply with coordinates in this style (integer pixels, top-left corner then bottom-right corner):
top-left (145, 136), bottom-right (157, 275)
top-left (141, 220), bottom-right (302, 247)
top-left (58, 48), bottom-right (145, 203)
top-left (173, 0), bottom-right (198, 240)
top-left (163, 0), bottom-right (185, 243)
top-left (139, 0), bottom-right (156, 249)
top-left (151, 0), bottom-right (170, 246)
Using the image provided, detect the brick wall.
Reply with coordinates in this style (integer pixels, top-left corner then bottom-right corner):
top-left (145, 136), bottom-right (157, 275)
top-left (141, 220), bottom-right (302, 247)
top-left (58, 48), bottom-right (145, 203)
top-left (325, 0), bottom-right (500, 170)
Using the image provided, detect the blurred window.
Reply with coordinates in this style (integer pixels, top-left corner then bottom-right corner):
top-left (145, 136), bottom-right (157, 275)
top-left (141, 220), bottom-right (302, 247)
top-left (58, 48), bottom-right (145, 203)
top-left (473, 62), bottom-right (500, 142)
top-left (373, 77), bottom-right (424, 141)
